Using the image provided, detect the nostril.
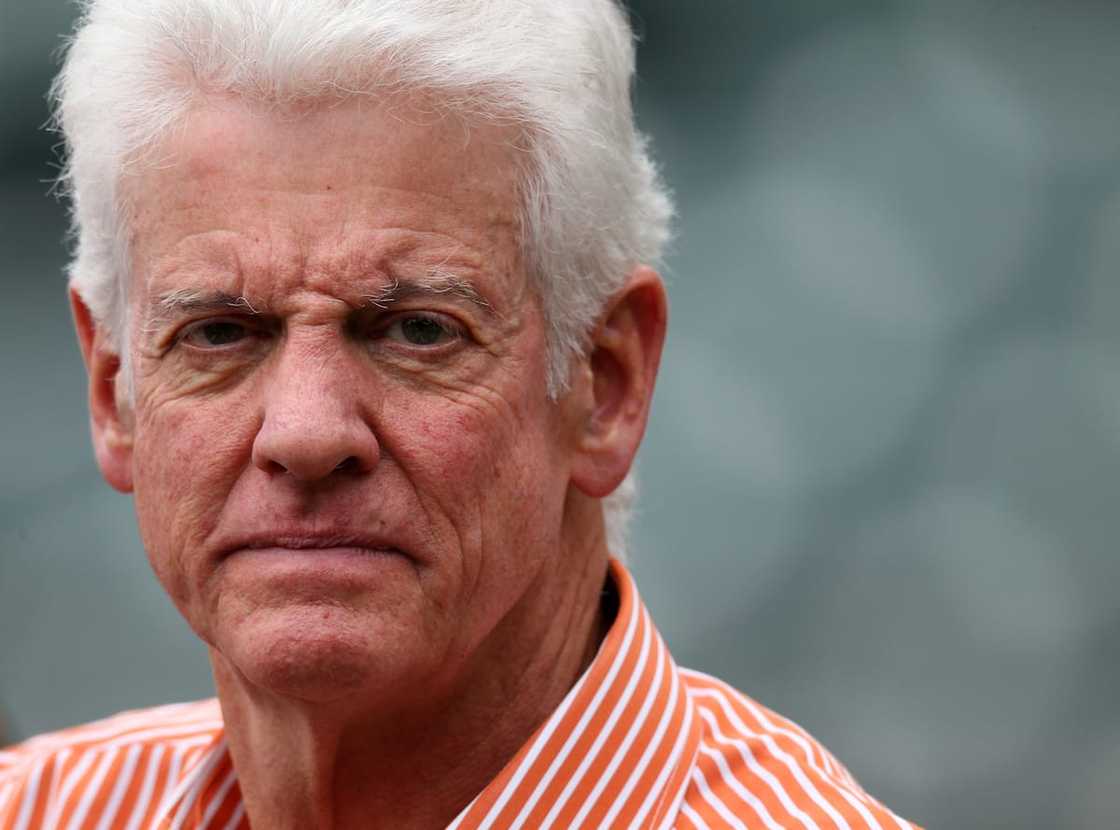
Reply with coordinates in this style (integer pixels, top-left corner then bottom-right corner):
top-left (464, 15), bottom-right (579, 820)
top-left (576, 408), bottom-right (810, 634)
top-left (334, 456), bottom-right (359, 474)
top-left (252, 415), bottom-right (379, 480)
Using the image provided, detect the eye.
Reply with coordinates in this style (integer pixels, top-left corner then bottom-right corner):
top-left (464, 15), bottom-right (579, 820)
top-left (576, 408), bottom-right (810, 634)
top-left (382, 313), bottom-right (462, 347)
top-left (179, 318), bottom-right (253, 348)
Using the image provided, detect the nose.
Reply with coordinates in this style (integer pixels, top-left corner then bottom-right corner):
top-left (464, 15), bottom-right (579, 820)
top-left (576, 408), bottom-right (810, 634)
top-left (251, 344), bottom-right (379, 482)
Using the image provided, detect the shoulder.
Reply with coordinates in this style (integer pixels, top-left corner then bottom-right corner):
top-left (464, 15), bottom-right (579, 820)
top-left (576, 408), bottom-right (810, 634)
top-left (677, 669), bottom-right (923, 830)
top-left (0, 700), bottom-right (223, 828)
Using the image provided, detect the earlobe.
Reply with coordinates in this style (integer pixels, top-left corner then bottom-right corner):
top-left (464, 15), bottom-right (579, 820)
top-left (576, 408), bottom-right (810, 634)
top-left (570, 266), bottom-right (668, 498)
top-left (70, 288), bottom-right (135, 493)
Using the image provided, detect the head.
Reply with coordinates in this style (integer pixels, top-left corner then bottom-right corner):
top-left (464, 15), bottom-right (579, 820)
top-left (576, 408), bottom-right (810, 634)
top-left (55, 0), bottom-right (670, 705)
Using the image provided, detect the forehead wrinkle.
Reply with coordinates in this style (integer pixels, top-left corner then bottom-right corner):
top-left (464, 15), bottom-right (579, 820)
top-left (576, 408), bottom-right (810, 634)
top-left (350, 227), bottom-right (489, 270)
top-left (137, 220), bottom-right (522, 329)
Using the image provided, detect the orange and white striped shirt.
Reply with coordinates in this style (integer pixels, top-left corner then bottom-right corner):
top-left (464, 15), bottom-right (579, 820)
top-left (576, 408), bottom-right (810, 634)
top-left (0, 561), bottom-right (922, 829)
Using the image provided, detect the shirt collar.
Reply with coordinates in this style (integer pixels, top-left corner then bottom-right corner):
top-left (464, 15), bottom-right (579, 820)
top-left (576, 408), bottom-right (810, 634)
top-left (449, 558), bottom-right (702, 830)
top-left (158, 559), bottom-right (701, 830)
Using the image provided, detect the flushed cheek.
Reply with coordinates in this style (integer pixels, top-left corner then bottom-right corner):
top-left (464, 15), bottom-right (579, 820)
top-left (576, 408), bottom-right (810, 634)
top-left (389, 391), bottom-right (561, 554)
top-left (390, 391), bottom-right (520, 479)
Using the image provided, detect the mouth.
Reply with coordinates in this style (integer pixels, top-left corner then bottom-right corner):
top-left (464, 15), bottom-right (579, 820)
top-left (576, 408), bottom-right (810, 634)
top-left (218, 533), bottom-right (409, 562)
top-left (246, 537), bottom-right (397, 552)
top-left (214, 536), bottom-right (413, 597)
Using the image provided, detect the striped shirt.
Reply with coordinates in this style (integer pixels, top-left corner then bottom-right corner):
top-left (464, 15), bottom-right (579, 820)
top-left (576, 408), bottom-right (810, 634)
top-left (0, 561), bottom-right (922, 829)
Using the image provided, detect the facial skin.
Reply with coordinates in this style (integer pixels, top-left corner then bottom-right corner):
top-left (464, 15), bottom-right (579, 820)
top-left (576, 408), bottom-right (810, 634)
top-left (72, 93), bottom-right (667, 828)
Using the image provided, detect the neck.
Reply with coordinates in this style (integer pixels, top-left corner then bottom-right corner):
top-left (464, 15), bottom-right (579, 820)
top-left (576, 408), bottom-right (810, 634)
top-left (212, 519), bottom-right (612, 829)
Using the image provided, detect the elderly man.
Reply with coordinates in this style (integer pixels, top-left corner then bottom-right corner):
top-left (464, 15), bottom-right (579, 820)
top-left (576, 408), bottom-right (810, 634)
top-left (1, 1), bottom-right (919, 828)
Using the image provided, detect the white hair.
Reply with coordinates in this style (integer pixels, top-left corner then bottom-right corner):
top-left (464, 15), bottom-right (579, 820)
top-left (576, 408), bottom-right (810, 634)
top-left (50, 0), bottom-right (672, 557)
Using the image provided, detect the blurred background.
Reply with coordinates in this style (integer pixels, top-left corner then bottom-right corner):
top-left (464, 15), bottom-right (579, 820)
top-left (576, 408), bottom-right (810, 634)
top-left (2, 1), bottom-right (1118, 827)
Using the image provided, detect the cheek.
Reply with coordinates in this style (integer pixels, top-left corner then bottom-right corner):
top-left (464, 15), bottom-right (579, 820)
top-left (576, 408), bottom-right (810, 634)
top-left (131, 396), bottom-right (256, 596)
top-left (382, 384), bottom-right (566, 541)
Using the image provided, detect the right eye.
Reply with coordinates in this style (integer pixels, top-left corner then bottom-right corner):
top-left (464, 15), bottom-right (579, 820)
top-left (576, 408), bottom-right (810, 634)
top-left (179, 319), bottom-right (253, 348)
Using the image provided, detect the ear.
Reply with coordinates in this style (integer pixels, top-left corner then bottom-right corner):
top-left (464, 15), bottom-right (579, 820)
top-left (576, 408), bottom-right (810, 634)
top-left (70, 288), bottom-right (134, 493)
top-left (569, 266), bottom-right (668, 498)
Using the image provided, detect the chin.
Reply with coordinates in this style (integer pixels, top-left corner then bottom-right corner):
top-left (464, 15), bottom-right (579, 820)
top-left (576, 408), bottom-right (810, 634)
top-left (216, 606), bottom-right (414, 703)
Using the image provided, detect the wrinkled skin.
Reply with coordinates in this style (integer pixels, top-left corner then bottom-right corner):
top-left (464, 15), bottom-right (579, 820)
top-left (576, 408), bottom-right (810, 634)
top-left (73, 95), bottom-right (666, 828)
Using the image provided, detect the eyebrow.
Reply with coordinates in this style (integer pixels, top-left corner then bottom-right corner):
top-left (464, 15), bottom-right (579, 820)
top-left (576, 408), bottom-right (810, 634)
top-left (153, 290), bottom-right (262, 317)
top-left (364, 272), bottom-right (495, 316)
top-left (148, 271), bottom-right (496, 325)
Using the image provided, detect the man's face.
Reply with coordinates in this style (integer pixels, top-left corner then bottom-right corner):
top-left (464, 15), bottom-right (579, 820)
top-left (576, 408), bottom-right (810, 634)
top-left (114, 97), bottom-right (588, 704)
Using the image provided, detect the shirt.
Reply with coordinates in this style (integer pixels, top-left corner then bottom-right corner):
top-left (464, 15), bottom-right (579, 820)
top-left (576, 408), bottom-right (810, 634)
top-left (0, 561), bottom-right (922, 829)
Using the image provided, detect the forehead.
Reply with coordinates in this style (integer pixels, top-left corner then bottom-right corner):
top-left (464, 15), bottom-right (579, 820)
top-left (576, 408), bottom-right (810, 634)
top-left (124, 94), bottom-right (526, 308)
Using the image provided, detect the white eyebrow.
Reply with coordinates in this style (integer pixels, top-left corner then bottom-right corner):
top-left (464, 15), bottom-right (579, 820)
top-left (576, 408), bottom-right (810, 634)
top-left (364, 270), bottom-right (494, 315)
top-left (145, 270), bottom-right (497, 332)
top-left (153, 289), bottom-right (262, 316)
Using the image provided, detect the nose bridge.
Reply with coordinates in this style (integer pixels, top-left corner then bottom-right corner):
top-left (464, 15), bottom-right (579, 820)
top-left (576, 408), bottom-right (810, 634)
top-left (252, 332), bottom-right (378, 481)
top-left (272, 333), bottom-right (352, 415)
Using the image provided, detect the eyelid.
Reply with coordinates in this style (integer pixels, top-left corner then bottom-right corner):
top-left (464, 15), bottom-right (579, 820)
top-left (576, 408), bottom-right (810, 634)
top-left (377, 308), bottom-right (462, 330)
top-left (175, 315), bottom-right (268, 349)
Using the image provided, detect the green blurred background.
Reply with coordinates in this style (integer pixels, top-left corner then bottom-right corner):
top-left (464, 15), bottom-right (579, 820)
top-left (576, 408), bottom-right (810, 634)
top-left (3, 2), bottom-right (1119, 827)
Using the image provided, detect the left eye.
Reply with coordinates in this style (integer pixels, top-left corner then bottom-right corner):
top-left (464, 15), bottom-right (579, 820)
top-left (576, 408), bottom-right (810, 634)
top-left (383, 314), bottom-right (461, 347)
top-left (181, 320), bottom-right (251, 347)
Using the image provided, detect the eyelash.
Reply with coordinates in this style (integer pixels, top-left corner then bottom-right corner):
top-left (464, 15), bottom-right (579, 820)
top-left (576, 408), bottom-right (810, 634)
top-left (173, 311), bottom-right (467, 352)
